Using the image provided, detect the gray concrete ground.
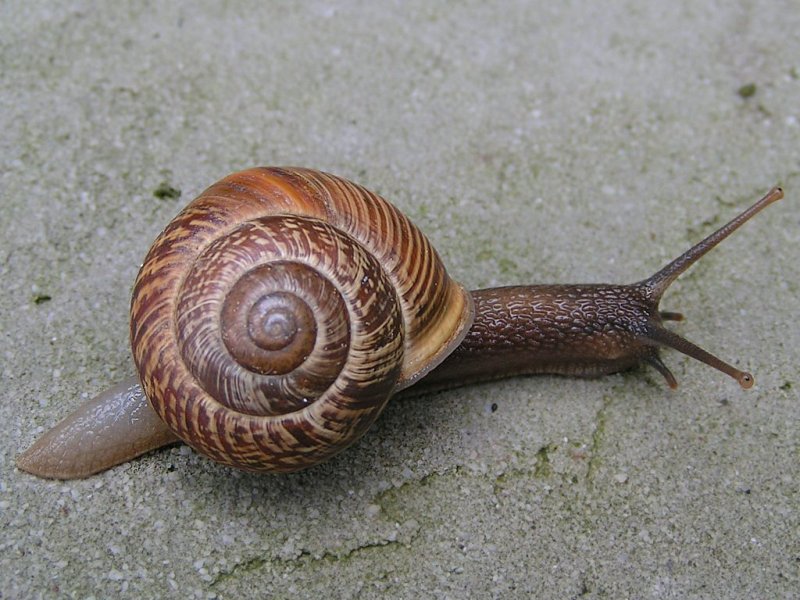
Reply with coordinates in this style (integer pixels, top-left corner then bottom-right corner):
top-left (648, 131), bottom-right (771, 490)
top-left (2, 1), bottom-right (799, 598)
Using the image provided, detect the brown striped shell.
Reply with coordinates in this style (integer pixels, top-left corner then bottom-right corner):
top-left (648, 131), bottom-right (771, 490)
top-left (130, 168), bottom-right (474, 473)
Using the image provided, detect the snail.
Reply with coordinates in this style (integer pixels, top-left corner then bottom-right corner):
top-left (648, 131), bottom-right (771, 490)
top-left (16, 167), bottom-right (784, 479)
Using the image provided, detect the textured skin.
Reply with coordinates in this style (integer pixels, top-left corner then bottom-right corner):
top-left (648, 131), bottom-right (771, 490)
top-left (414, 285), bottom-right (658, 392)
top-left (129, 168), bottom-right (473, 473)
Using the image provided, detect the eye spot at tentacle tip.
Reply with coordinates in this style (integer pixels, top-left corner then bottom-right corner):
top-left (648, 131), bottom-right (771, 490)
top-left (738, 372), bottom-right (754, 389)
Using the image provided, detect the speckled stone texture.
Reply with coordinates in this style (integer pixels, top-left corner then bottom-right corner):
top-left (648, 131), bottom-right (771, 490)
top-left (2, 1), bottom-right (799, 598)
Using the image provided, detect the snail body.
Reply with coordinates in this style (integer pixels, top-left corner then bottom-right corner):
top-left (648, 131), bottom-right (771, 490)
top-left (17, 168), bottom-right (784, 479)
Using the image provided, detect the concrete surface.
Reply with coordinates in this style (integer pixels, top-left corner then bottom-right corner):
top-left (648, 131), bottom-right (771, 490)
top-left (2, 1), bottom-right (798, 598)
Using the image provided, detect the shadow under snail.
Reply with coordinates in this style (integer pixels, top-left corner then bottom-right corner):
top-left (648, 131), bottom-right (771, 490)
top-left (17, 167), bottom-right (785, 479)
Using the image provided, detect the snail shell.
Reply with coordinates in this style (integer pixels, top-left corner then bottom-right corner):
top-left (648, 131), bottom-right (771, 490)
top-left (130, 167), bottom-right (473, 473)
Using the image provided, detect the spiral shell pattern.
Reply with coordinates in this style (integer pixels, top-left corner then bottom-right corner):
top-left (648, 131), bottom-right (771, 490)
top-left (130, 168), bottom-right (473, 472)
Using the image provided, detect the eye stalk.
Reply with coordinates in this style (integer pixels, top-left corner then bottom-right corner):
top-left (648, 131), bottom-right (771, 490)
top-left (636, 187), bottom-right (784, 388)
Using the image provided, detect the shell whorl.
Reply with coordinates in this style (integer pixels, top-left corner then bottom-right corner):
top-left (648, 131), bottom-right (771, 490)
top-left (130, 168), bottom-right (473, 472)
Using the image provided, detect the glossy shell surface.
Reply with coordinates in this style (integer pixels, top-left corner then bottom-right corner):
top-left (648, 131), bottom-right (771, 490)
top-left (130, 167), bottom-right (473, 472)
